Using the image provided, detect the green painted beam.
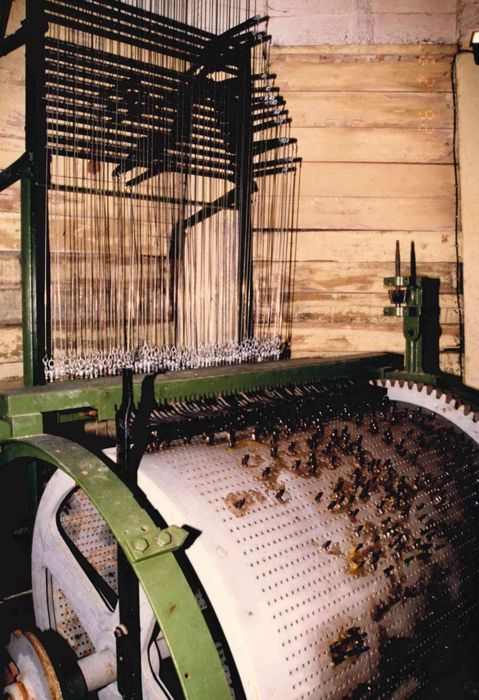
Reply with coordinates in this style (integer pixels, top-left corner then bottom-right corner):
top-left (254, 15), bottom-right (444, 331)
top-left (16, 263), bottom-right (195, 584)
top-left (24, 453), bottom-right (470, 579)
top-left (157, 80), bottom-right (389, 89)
top-left (0, 354), bottom-right (403, 438)
top-left (0, 435), bottom-right (232, 700)
top-left (20, 159), bottom-right (36, 388)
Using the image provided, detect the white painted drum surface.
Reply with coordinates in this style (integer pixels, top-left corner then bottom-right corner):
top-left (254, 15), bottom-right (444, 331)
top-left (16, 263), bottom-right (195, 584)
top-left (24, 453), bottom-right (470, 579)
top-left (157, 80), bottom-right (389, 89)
top-left (137, 395), bottom-right (479, 700)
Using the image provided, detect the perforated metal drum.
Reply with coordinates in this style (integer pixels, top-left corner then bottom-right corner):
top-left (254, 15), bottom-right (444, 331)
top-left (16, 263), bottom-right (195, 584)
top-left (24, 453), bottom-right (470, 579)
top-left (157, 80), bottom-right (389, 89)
top-left (30, 383), bottom-right (479, 699)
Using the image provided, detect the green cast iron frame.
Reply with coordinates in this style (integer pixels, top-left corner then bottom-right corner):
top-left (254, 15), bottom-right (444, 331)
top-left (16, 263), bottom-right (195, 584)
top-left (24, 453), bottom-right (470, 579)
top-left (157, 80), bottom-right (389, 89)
top-left (0, 354), bottom-right (403, 440)
top-left (383, 275), bottom-right (437, 385)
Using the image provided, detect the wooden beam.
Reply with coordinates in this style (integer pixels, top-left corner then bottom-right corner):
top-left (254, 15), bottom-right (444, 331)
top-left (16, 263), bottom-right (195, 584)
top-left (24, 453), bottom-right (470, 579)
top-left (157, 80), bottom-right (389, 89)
top-left (457, 52), bottom-right (479, 389)
top-left (270, 44), bottom-right (457, 57)
top-left (291, 126), bottom-right (452, 164)
top-left (270, 54), bottom-right (453, 93)
top-left (284, 91), bottom-right (452, 128)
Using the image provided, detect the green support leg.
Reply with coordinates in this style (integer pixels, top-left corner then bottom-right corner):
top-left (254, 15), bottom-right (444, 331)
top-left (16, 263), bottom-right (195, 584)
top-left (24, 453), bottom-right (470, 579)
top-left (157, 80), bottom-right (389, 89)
top-left (20, 165), bottom-right (35, 388)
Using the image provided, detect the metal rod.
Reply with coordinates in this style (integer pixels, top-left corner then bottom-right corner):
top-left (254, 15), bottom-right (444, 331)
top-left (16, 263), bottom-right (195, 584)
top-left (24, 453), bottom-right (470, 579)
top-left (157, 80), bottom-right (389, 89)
top-left (395, 240), bottom-right (401, 277)
top-left (236, 47), bottom-right (254, 341)
top-left (49, 182), bottom-right (211, 208)
top-left (47, 0), bottom-right (214, 41)
top-left (410, 241), bottom-right (417, 283)
top-left (0, 152), bottom-right (28, 193)
top-left (0, 0), bottom-right (13, 40)
top-left (25, 0), bottom-right (50, 385)
top-left (0, 25), bottom-right (26, 57)
top-left (44, 3), bottom-right (203, 64)
top-left (20, 163), bottom-right (35, 388)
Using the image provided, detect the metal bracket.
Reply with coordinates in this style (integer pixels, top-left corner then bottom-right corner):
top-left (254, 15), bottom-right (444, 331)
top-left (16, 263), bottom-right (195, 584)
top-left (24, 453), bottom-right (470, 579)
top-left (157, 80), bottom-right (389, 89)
top-left (0, 434), bottom-right (232, 700)
top-left (125, 524), bottom-right (189, 563)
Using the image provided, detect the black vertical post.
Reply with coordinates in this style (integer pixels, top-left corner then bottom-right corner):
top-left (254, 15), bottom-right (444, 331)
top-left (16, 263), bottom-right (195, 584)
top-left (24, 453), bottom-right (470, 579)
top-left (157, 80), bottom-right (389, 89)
top-left (236, 47), bottom-right (254, 342)
top-left (25, 0), bottom-right (50, 385)
top-left (115, 368), bottom-right (143, 699)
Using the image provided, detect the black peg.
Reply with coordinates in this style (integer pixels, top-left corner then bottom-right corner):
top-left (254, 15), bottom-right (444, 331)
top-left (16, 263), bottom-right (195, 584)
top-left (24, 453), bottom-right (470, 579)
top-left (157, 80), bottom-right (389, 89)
top-left (276, 488), bottom-right (286, 503)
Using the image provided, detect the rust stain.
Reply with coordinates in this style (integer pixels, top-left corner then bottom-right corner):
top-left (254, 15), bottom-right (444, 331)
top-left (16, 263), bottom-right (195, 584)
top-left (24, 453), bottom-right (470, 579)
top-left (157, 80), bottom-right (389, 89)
top-left (224, 489), bottom-right (265, 517)
top-left (24, 631), bottom-right (63, 700)
top-left (255, 464), bottom-right (285, 493)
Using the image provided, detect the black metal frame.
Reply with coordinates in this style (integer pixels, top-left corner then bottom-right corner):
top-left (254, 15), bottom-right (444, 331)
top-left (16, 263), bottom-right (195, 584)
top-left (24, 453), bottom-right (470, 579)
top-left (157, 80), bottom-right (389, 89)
top-left (0, 0), bottom-right (300, 386)
top-left (25, 0), bottom-right (50, 385)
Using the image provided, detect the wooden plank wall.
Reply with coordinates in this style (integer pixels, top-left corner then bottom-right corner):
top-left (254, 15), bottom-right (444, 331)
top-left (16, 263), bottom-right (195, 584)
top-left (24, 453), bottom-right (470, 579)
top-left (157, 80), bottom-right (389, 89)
top-left (457, 52), bottom-right (479, 390)
top-left (0, 0), bottom-right (24, 383)
top-left (268, 44), bottom-right (461, 373)
top-left (0, 38), bottom-right (461, 382)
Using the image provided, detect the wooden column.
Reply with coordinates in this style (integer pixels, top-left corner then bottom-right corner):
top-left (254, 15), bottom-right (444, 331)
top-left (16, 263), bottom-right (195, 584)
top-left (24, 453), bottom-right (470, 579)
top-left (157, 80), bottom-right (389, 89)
top-left (457, 51), bottom-right (479, 389)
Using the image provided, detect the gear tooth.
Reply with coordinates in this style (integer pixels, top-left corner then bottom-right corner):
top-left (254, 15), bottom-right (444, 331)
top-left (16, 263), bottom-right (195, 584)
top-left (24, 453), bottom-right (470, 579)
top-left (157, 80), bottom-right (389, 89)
top-left (381, 379), bottom-right (479, 442)
top-left (464, 410), bottom-right (476, 424)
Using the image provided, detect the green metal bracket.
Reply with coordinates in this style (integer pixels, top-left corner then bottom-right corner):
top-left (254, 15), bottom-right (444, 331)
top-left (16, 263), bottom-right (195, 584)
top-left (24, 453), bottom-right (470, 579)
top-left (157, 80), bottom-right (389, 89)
top-left (384, 275), bottom-right (437, 385)
top-left (124, 524), bottom-right (189, 564)
top-left (0, 435), bottom-right (232, 700)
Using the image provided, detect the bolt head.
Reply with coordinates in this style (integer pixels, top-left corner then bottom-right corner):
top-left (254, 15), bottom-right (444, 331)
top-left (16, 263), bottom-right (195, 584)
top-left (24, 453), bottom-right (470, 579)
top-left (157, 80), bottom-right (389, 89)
top-left (156, 530), bottom-right (172, 547)
top-left (133, 537), bottom-right (149, 552)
